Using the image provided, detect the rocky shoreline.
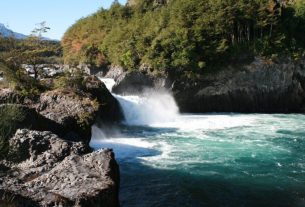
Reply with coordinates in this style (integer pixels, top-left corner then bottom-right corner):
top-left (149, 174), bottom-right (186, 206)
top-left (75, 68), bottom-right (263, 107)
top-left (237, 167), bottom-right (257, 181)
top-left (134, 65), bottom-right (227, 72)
top-left (0, 76), bottom-right (123, 207)
top-left (106, 57), bottom-right (305, 113)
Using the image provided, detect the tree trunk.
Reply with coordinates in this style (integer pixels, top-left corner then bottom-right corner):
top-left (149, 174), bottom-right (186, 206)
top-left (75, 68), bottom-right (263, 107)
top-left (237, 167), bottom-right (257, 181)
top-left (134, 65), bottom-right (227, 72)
top-left (34, 66), bottom-right (38, 80)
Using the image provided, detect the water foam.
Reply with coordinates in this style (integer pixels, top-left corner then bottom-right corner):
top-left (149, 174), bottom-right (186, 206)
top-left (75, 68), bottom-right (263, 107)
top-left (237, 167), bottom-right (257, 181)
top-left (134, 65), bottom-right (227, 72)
top-left (114, 92), bottom-right (179, 126)
top-left (99, 77), bottom-right (179, 126)
top-left (100, 78), bottom-right (116, 91)
top-left (91, 125), bottom-right (157, 159)
top-left (149, 114), bottom-right (256, 131)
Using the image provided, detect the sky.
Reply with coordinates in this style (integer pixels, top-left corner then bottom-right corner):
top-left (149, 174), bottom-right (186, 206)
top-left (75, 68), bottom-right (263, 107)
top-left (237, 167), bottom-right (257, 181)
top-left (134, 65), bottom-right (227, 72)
top-left (0, 0), bottom-right (127, 40)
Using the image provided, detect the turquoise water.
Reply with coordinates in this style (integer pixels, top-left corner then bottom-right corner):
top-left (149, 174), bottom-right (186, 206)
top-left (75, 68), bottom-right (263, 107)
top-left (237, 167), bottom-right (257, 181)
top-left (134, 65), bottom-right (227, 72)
top-left (91, 113), bottom-right (305, 207)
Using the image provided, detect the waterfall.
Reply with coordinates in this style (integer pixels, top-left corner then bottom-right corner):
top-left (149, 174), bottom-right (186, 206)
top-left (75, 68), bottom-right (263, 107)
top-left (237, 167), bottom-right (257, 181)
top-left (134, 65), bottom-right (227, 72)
top-left (101, 78), bottom-right (116, 91)
top-left (99, 78), bottom-right (179, 126)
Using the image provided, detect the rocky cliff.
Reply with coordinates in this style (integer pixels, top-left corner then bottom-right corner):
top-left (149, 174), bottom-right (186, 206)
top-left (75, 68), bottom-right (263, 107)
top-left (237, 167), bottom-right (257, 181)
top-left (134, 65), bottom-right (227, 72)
top-left (174, 57), bottom-right (305, 113)
top-left (109, 57), bottom-right (305, 113)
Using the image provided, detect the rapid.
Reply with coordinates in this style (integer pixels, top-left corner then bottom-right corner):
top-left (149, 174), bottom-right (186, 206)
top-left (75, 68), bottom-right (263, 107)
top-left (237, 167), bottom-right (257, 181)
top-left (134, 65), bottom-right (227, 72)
top-left (91, 78), bottom-right (305, 207)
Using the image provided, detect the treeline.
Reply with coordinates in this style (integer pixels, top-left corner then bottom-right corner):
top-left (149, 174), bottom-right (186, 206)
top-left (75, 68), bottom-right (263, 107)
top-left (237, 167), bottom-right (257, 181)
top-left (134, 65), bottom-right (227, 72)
top-left (62, 0), bottom-right (305, 77)
top-left (0, 36), bottom-right (62, 66)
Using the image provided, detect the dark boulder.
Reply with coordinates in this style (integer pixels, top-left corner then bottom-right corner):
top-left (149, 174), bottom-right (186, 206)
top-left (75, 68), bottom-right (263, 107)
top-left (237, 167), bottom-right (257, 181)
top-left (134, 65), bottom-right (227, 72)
top-left (0, 74), bottom-right (124, 142)
top-left (84, 75), bottom-right (124, 123)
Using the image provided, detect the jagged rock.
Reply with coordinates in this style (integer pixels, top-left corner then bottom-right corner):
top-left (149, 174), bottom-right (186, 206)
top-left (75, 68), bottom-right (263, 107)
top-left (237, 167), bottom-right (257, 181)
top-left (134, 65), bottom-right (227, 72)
top-left (110, 57), bottom-right (305, 113)
top-left (78, 63), bottom-right (102, 76)
top-left (0, 75), bottom-right (122, 206)
top-left (0, 129), bottom-right (119, 207)
top-left (7, 129), bottom-right (90, 176)
top-left (36, 89), bottom-right (99, 143)
top-left (84, 76), bottom-right (124, 123)
top-left (112, 70), bottom-right (171, 95)
top-left (0, 75), bottom-right (124, 142)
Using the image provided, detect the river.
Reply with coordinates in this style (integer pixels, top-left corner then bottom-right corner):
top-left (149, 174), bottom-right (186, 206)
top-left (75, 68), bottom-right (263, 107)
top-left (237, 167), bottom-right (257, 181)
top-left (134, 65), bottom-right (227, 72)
top-left (91, 78), bottom-right (305, 207)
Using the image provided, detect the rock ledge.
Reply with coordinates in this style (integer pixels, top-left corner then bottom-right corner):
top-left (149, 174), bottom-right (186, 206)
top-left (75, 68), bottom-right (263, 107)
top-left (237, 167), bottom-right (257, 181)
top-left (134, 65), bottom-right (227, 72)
top-left (0, 129), bottom-right (119, 207)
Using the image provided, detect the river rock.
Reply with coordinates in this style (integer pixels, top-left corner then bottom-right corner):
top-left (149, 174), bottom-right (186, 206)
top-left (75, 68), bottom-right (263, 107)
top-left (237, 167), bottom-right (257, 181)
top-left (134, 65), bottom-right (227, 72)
top-left (0, 74), bottom-right (124, 142)
top-left (0, 129), bottom-right (119, 207)
top-left (7, 129), bottom-right (90, 175)
top-left (35, 75), bottom-right (124, 142)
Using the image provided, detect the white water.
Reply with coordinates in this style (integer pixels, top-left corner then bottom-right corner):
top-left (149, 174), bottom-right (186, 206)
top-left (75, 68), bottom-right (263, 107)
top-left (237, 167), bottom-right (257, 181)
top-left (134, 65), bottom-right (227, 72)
top-left (93, 78), bottom-right (256, 162)
top-left (99, 77), bottom-right (179, 126)
top-left (101, 78), bottom-right (116, 91)
top-left (115, 92), bottom-right (179, 126)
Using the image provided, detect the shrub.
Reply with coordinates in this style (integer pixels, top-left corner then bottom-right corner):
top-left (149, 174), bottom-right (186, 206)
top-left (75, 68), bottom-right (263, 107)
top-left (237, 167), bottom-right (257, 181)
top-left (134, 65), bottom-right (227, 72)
top-left (53, 70), bottom-right (85, 91)
top-left (0, 62), bottom-right (45, 97)
top-left (0, 104), bottom-right (26, 160)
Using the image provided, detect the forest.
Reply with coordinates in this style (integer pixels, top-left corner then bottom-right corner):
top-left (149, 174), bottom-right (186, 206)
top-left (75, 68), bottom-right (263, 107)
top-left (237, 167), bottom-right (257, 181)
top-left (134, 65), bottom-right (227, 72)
top-left (62, 0), bottom-right (305, 78)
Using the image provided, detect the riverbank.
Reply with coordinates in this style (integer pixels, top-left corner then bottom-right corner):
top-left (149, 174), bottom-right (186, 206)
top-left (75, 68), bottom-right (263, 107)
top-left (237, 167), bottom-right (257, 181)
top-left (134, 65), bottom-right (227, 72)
top-left (0, 76), bottom-right (122, 206)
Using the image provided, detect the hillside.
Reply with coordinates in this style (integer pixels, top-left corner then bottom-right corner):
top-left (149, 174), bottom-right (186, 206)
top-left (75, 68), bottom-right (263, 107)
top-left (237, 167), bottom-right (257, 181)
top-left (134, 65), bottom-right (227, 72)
top-left (0, 23), bottom-right (27, 39)
top-left (62, 0), bottom-right (305, 78)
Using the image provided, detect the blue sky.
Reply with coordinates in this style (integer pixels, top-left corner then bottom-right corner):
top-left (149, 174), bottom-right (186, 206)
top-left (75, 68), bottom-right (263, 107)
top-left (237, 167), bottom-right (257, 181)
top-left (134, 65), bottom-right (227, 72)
top-left (0, 0), bottom-right (127, 40)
